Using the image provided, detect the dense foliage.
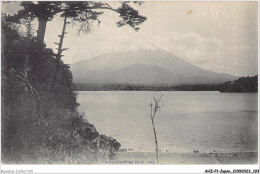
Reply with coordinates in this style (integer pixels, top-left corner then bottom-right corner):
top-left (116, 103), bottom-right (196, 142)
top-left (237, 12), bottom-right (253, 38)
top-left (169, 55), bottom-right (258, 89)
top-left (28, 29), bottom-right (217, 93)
top-left (9, 1), bottom-right (147, 42)
top-left (75, 76), bottom-right (258, 93)
top-left (219, 75), bottom-right (258, 93)
top-left (1, 20), bottom-right (120, 164)
top-left (75, 83), bottom-right (220, 91)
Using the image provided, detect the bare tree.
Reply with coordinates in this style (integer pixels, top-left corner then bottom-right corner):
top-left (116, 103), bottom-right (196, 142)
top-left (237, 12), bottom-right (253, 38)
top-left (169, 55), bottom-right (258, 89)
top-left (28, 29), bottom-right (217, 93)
top-left (10, 65), bottom-right (41, 114)
top-left (51, 15), bottom-right (69, 89)
top-left (149, 95), bottom-right (163, 164)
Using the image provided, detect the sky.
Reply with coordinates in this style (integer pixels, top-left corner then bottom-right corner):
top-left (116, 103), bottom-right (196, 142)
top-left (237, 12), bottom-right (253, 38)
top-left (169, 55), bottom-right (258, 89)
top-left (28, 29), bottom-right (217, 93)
top-left (2, 1), bottom-right (258, 76)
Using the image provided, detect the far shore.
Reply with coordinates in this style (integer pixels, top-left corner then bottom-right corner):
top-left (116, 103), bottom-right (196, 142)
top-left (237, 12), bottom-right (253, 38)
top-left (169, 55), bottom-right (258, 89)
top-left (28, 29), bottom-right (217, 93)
top-left (74, 82), bottom-right (258, 93)
top-left (100, 151), bottom-right (258, 165)
top-left (75, 83), bottom-right (220, 91)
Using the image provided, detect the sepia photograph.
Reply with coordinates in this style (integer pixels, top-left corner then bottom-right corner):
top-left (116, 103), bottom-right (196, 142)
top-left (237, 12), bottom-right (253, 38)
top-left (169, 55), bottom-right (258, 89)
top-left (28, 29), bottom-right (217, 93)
top-left (0, 0), bottom-right (258, 172)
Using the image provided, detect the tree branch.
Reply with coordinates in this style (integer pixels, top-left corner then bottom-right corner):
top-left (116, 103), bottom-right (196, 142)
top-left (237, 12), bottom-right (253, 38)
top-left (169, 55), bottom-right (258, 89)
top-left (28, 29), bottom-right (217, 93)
top-left (11, 67), bottom-right (41, 104)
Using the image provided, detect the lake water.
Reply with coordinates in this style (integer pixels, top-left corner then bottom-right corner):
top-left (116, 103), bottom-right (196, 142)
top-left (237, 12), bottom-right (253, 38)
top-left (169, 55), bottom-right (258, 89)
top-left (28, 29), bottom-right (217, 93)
top-left (77, 91), bottom-right (258, 153)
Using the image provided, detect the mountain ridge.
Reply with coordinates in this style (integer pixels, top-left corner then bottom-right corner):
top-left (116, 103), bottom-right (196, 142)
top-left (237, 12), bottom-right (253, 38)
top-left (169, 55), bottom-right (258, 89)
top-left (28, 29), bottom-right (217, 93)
top-left (71, 47), bottom-right (237, 85)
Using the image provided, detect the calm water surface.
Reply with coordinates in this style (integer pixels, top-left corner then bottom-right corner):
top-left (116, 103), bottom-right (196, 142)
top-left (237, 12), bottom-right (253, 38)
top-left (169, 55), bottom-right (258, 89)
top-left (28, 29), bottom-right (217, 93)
top-left (77, 91), bottom-right (257, 153)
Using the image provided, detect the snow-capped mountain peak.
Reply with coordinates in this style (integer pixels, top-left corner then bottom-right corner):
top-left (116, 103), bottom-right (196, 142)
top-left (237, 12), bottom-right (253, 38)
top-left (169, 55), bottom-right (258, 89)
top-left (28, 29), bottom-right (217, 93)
top-left (111, 37), bottom-right (160, 52)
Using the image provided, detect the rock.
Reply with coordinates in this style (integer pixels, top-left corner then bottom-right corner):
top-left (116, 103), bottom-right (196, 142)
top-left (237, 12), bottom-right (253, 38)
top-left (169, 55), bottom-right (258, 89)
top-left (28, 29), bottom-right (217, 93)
top-left (98, 135), bottom-right (121, 151)
top-left (80, 123), bottom-right (99, 142)
top-left (119, 149), bottom-right (127, 152)
top-left (71, 116), bottom-right (121, 159)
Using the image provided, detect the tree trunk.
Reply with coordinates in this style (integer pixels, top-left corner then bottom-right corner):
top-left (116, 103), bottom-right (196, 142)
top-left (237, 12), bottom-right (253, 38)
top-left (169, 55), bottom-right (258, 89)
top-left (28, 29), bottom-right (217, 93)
top-left (151, 118), bottom-right (159, 164)
top-left (37, 18), bottom-right (48, 43)
top-left (51, 16), bottom-right (68, 89)
top-left (57, 16), bottom-right (67, 58)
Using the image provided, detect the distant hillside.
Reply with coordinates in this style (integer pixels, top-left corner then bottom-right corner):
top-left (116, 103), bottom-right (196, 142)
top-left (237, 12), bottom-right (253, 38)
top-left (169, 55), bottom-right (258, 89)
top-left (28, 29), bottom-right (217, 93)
top-left (71, 48), bottom-right (237, 85)
top-left (219, 75), bottom-right (258, 92)
top-left (72, 64), bottom-right (187, 84)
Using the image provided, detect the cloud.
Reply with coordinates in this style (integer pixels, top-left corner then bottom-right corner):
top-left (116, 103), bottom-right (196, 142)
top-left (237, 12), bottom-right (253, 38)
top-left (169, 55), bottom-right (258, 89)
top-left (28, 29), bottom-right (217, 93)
top-left (150, 32), bottom-right (222, 64)
top-left (147, 31), bottom-right (257, 76)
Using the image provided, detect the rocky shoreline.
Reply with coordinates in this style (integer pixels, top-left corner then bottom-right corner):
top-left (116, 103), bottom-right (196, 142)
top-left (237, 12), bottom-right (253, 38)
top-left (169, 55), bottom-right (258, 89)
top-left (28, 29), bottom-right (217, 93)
top-left (100, 151), bottom-right (258, 164)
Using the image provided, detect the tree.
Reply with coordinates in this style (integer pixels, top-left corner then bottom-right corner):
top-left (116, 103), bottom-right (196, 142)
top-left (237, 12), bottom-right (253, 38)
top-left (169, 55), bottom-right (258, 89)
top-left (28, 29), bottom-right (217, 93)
top-left (4, 10), bottom-right (34, 39)
top-left (20, 1), bottom-right (62, 42)
top-left (149, 95), bottom-right (163, 164)
top-left (219, 75), bottom-right (258, 92)
top-left (11, 1), bottom-right (147, 43)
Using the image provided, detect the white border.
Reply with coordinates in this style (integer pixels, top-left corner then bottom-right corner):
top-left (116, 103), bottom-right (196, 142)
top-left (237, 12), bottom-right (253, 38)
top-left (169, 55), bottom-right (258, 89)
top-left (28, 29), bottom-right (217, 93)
top-left (0, 165), bottom-right (259, 173)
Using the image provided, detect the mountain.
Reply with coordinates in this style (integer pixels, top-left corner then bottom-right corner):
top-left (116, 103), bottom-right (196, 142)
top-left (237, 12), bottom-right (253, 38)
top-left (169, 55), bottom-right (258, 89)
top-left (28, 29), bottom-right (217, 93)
top-left (72, 64), bottom-right (187, 84)
top-left (71, 43), bottom-right (237, 85)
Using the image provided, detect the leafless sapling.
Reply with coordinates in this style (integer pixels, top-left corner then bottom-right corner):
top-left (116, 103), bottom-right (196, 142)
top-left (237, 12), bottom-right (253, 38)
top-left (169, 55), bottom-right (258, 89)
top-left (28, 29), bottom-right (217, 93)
top-left (10, 67), bottom-right (41, 113)
top-left (149, 95), bottom-right (163, 164)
